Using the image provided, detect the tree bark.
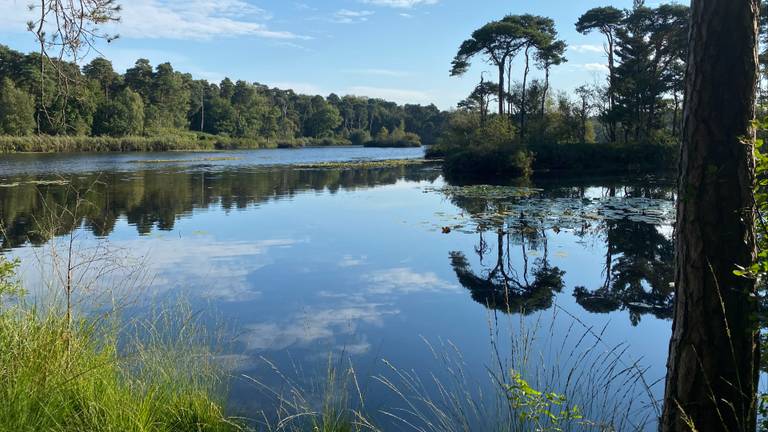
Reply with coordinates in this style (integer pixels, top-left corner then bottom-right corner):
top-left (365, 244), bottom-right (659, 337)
top-left (497, 63), bottom-right (505, 117)
top-left (605, 30), bottom-right (617, 144)
top-left (662, 1), bottom-right (760, 431)
top-left (520, 45), bottom-right (531, 141)
top-left (541, 67), bottom-right (550, 120)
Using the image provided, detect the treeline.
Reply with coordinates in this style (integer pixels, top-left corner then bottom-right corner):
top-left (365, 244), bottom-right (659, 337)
top-left (432, 2), bottom-right (690, 177)
top-left (0, 45), bottom-right (448, 150)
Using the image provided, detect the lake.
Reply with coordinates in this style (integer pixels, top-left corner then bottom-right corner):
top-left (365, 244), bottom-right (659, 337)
top-left (0, 147), bottom-right (674, 430)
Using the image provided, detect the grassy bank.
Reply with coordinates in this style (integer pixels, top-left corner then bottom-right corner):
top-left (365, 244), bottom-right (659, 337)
top-left (0, 305), bottom-right (238, 432)
top-left (0, 253), bottom-right (237, 432)
top-left (0, 133), bottom-right (356, 153)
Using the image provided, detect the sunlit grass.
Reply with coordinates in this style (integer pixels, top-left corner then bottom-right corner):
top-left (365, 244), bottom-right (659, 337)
top-left (0, 303), bottom-right (240, 432)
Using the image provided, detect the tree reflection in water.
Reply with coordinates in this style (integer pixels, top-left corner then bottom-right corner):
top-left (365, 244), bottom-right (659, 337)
top-left (0, 164), bottom-right (439, 249)
top-left (450, 221), bottom-right (565, 315)
top-left (444, 181), bottom-right (675, 325)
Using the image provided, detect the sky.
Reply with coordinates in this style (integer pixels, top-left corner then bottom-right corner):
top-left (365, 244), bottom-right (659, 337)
top-left (0, 0), bottom-right (668, 109)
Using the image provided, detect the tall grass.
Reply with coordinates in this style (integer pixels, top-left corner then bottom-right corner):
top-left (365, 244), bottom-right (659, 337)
top-left (0, 305), bottom-right (240, 432)
top-left (244, 355), bottom-right (377, 432)
top-left (0, 133), bottom-right (275, 153)
top-left (371, 309), bottom-right (657, 431)
top-left (0, 133), bottom-right (358, 154)
top-left (0, 249), bottom-right (239, 432)
top-left (245, 306), bottom-right (658, 432)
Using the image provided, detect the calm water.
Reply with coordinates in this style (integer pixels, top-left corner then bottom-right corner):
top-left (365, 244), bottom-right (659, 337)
top-left (0, 147), bottom-right (674, 429)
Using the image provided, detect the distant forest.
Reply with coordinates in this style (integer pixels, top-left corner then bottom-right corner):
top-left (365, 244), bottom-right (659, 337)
top-left (0, 45), bottom-right (448, 147)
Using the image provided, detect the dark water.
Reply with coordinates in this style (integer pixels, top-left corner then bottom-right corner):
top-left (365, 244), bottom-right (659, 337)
top-left (0, 147), bottom-right (674, 429)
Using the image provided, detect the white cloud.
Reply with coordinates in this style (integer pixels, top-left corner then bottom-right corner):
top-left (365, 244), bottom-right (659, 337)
top-left (262, 83), bottom-right (431, 104)
top-left (580, 63), bottom-right (609, 72)
top-left (570, 44), bottom-right (604, 54)
top-left (1, 0), bottom-right (307, 41)
top-left (116, 0), bottom-right (307, 40)
top-left (400, 13), bottom-right (414, 18)
top-left (363, 267), bottom-right (458, 295)
top-left (239, 304), bottom-right (397, 351)
top-left (133, 236), bottom-right (302, 302)
top-left (344, 68), bottom-right (411, 77)
top-left (339, 255), bottom-right (367, 267)
top-left (343, 86), bottom-right (431, 104)
top-left (0, 0), bottom-right (35, 30)
top-left (268, 81), bottom-right (326, 95)
top-left (362, 0), bottom-right (439, 8)
top-left (333, 9), bottom-right (375, 24)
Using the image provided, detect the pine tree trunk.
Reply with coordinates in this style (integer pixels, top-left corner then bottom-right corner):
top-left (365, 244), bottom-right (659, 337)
top-left (541, 68), bottom-right (549, 120)
top-left (607, 34), bottom-right (617, 144)
top-left (520, 46), bottom-right (530, 141)
top-left (497, 63), bottom-right (505, 117)
top-left (661, 1), bottom-right (760, 430)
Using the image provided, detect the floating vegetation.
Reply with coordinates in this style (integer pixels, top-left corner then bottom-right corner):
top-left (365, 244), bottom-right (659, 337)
top-left (428, 183), bottom-right (675, 234)
top-left (128, 157), bottom-right (243, 164)
top-left (426, 184), bottom-right (540, 200)
top-left (293, 159), bottom-right (428, 170)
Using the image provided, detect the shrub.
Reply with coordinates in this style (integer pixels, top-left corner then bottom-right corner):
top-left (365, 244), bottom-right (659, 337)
top-left (0, 79), bottom-right (36, 136)
top-left (349, 129), bottom-right (372, 146)
top-left (365, 132), bottom-right (422, 148)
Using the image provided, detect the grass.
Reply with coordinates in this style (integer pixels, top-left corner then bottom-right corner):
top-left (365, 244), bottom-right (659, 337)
top-left (0, 309), bottom-right (239, 432)
top-left (243, 305), bottom-right (657, 432)
top-left (0, 260), bottom-right (239, 432)
top-left (0, 133), bottom-right (361, 154)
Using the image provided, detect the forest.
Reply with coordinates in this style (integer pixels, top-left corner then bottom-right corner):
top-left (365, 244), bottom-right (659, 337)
top-left (0, 45), bottom-right (445, 150)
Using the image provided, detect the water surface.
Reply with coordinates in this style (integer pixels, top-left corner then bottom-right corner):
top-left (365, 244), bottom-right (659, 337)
top-left (0, 147), bottom-right (674, 429)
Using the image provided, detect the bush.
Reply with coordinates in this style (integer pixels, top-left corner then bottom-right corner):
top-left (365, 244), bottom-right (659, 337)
top-left (443, 145), bottom-right (534, 179)
top-left (365, 132), bottom-right (422, 148)
top-left (529, 142), bottom-right (677, 173)
top-left (432, 116), bottom-right (530, 178)
top-left (308, 136), bottom-right (352, 146)
top-left (349, 129), bottom-right (372, 146)
top-left (0, 79), bottom-right (36, 136)
top-left (431, 113), bottom-right (676, 178)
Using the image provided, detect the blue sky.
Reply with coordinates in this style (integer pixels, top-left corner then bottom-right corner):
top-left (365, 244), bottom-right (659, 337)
top-left (0, 0), bottom-right (664, 109)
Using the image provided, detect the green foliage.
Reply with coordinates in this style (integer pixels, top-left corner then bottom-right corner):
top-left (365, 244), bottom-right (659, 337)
top-left (504, 372), bottom-right (583, 430)
top-left (0, 308), bottom-right (237, 432)
top-left (348, 129), bottom-right (372, 146)
top-left (305, 103), bottom-right (343, 138)
top-left (366, 123), bottom-right (422, 148)
top-left (92, 88), bottom-right (145, 137)
top-left (575, 7), bottom-right (625, 36)
top-left (735, 123), bottom-right (768, 281)
top-left (0, 45), bottom-right (447, 151)
top-left (0, 255), bottom-right (22, 301)
top-left (0, 132), bottom-right (273, 153)
top-left (436, 116), bottom-right (533, 178)
top-left (529, 141), bottom-right (676, 173)
top-left (0, 255), bottom-right (236, 432)
top-left (0, 78), bottom-right (35, 136)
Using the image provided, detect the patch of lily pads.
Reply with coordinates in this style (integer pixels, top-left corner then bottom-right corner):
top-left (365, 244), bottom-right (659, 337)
top-left (293, 159), bottom-right (428, 170)
top-left (427, 184), bottom-right (675, 234)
